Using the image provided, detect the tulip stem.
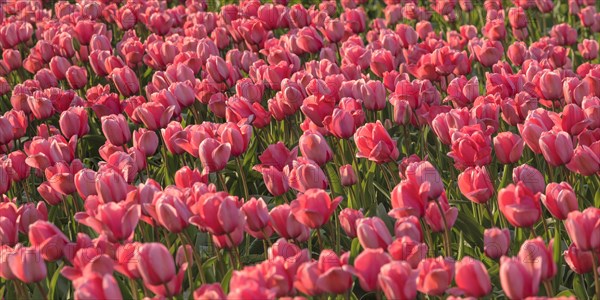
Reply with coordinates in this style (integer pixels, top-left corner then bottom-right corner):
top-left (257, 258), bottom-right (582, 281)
top-left (129, 279), bottom-right (139, 300)
top-left (217, 172), bottom-right (227, 192)
top-left (315, 228), bottom-right (325, 250)
top-left (434, 198), bottom-right (452, 257)
top-left (35, 282), bottom-right (48, 300)
top-left (182, 232), bottom-right (207, 284)
top-left (345, 139), bottom-right (364, 208)
top-left (592, 251), bottom-right (600, 300)
top-left (235, 157), bottom-right (249, 201)
top-left (485, 203), bottom-right (495, 227)
top-left (163, 283), bottom-right (172, 297)
top-left (226, 234), bottom-right (241, 269)
top-left (543, 280), bottom-right (554, 297)
top-left (178, 234), bottom-right (195, 296)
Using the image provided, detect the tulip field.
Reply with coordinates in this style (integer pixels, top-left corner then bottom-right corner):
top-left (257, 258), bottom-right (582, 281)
top-left (1, 0), bottom-right (600, 299)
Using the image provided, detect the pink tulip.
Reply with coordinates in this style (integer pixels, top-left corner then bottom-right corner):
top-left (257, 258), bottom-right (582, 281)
top-left (512, 164), bottom-right (546, 195)
top-left (484, 228), bottom-right (511, 259)
top-left (352, 248), bottom-right (391, 291)
top-left (388, 236), bottom-right (428, 268)
top-left (269, 204), bottom-right (310, 242)
top-left (354, 121), bottom-right (399, 164)
top-left (566, 145), bottom-right (600, 176)
top-left (198, 138), bottom-right (231, 174)
top-left (290, 188), bottom-right (341, 229)
top-left (493, 132), bottom-right (524, 164)
top-left (101, 114), bottom-right (131, 146)
top-left (539, 131), bottom-right (574, 166)
top-left (65, 66), bottom-right (87, 90)
top-left (542, 182), bottom-right (579, 220)
top-left (564, 244), bottom-right (600, 274)
top-left (28, 220), bottom-right (69, 261)
top-left (378, 261), bottom-right (418, 300)
top-left (6, 245), bottom-right (47, 283)
top-left (356, 217), bottom-right (393, 249)
top-left (458, 166), bottom-right (494, 204)
top-left (416, 257), bottom-right (455, 296)
top-left (518, 238), bottom-right (557, 281)
top-left (59, 107), bottom-right (89, 139)
top-left (339, 164), bottom-right (358, 187)
top-left (564, 207), bottom-right (600, 251)
top-left (499, 256), bottom-right (541, 299)
top-left (498, 182), bottom-right (542, 228)
top-left (454, 257), bottom-right (492, 297)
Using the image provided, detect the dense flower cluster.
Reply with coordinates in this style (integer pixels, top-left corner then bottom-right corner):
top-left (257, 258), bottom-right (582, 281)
top-left (0, 0), bottom-right (598, 299)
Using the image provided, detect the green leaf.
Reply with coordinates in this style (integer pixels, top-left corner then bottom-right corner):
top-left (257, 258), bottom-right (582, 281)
top-left (594, 189), bottom-right (600, 208)
top-left (573, 274), bottom-right (588, 300)
top-left (47, 262), bottom-right (64, 300)
top-left (220, 268), bottom-right (234, 294)
top-left (349, 238), bottom-right (361, 265)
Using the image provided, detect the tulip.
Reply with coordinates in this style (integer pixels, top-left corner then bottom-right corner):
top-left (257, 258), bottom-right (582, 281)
top-left (579, 39), bottom-right (599, 60)
top-left (484, 228), bottom-right (511, 259)
top-left (425, 195), bottom-right (458, 232)
top-left (298, 131), bottom-right (333, 166)
top-left (258, 166), bottom-right (289, 197)
top-left (136, 243), bottom-right (184, 293)
top-left (339, 208), bottom-right (363, 238)
top-left (564, 207), bottom-right (600, 251)
top-left (59, 107), bottom-right (89, 139)
top-left (390, 180), bottom-right (427, 218)
top-left (493, 132), bottom-right (524, 164)
top-left (512, 164), bottom-right (546, 195)
top-left (518, 238), bottom-right (557, 281)
top-left (16, 202), bottom-right (47, 234)
top-left (76, 202), bottom-right (141, 243)
top-left (101, 114), bottom-right (131, 146)
top-left (286, 158), bottom-right (328, 192)
top-left (498, 182), bottom-right (542, 228)
top-left (499, 256), bottom-right (541, 299)
top-left (95, 168), bottom-right (128, 203)
top-left (37, 182), bottom-right (65, 205)
top-left (416, 257), bottom-right (455, 296)
top-left (174, 166), bottom-right (205, 188)
top-left (7, 245), bottom-right (47, 283)
top-left (290, 189), bottom-right (341, 229)
top-left (73, 273), bottom-right (123, 300)
top-left (339, 164), bottom-right (358, 187)
top-left (219, 122), bottom-right (252, 157)
top-left (27, 96), bottom-right (54, 120)
top-left (354, 121), bottom-right (399, 164)
top-left (448, 125), bottom-right (493, 170)
top-left (566, 145), bottom-right (600, 176)
top-left (378, 261), bottom-right (417, 300)
top-left (405, 161), bottom-right (444, 200)
top-left (353, 248), bottom-right (391, 291)
top-left (455, 257), bottom-right (492, 297)
top-left (388, 236), bottom-right (428, 268)
top-left (241, 197), bottom-right (270, 234)
top-left (269, 204), bottom-right (310, 242)
top-left (564, 244), bottom-right (599, 274)
top-left (133, 102), bottom-right (175, 131)
top-left (356, 217), bottom-right (393, 249)
top-left (539, 131), bottom-right (574, 166)
top-left (0, 116), bottom-right (14, 146)
top-left (133, 128), bottom-right (159, 157)
top-left (457, 166), bottom-right (494, 204)
top-left (111, 67), bottom-right (139, 97)
top-left (542, 182), bottom-right (578, 220)
top-left (65, 66), bottom-right (87, 90)
top-left (28, 220), bottom-right (69, 261)
top-left (323, 108), bottom-right (357, 139)
top-left (198, 138), bottom-right (231, 174)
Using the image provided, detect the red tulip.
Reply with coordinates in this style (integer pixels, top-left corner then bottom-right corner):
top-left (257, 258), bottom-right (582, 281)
top-left (454, 257), bottom-right (492, 297)
top-left (564, 244), bottom-right (599, 274)
top-left (388, 236), bottom-right (428, 268)
top-left (498, 182), bottom-right (542, 228)
top-left (484, 228), bottom-right (511, 259)
top-left (390, 180), bottom-right (428, 218)
top-left (448, 125), bottom-right (493, 170)
top-left (539, 131), bottom-right (574, 166)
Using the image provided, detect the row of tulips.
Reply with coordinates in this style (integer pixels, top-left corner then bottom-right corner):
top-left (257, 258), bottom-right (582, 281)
top-left (0, 0), bottom-right (599, 299)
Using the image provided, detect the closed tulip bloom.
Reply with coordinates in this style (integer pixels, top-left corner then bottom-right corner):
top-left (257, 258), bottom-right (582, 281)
top-left (353, 248), bottom-right (392, 291)
top-left (146, 190), bottom-right (192, 234)
top-left (174, 166), bottom-right (204, 188)
top-left (37, 182), bottom-right (65, 206)
top-left (416, 257), bottom-right (455, 296)
top-left (206, 55), bottom-right (230, 83)
top-left (198, 138), bottom-right (231, 174)
top-left (534, 70), bottom-right (562, 101)
top-left (136, 243), bottom-right (176, 286)
top-left (472, 39), bottom-right (503, 67)
top-left (44, 160), bottom-right (82, 196)
top-left (65, 66), bottom-right (87, 90)
top-left (484, 228), bottom-right (511, 259)
top-left (111, 67), bottom-right (139, 97)
top-left (286, 158), bottom-right (328, 192)
top-left (339, 208), bottom-right (363, 238)
top-left (388, 236), bottom-right (428, 268)
top-left (458, 166), bottom-right (494, 204)
top-left (74, 168), bottom-right (97, 199)
top-left (59, 107), bottom-right (89, 139)
top-left (0, 116), bottom-right (14, 145)
top-left (296, 27), bottom-right (324, 54)
top-left (28, 220), bottom-right (69, 261)
top-left (518, 238), bottom-right (557, 281)
top-left (133, 102), bottom-right (175, 131)
top-left (499, 256), bottom-right (541, 299)
top-left (455, 257), bottom-right (492, 297)
top-left (498, 182), bottom-right (542, 228)
top-left (241, 197), bottom-right (270, 233)
top-left (378, 261), bottom-right (417, 300)
top-left (101, 114), bottom-right (131, 146)
top-left (561, 104), bottom-right (591, 136)
top-left (219, 123), bottom-right (252, 157)
top-left (512, 164), bottom-right (546, 194)
top-left (579, 39), bottom-right (599, 60)
top-left (564, 243), bottom-right (599, 274)
top-left (390, 180), bottom-right (428, 218)
top-left (539, 131), bottom-right (574, 166)
top-left (566, 145), bottom-right (600, 176)
top-left (27, 96), bottom-right (53, 120)
top-left (298, 131), bottom-right (333, 166)
top-left (356, 217), bottom-right (393, 249)
top-left (95, 168), bottom-right (128, 203)
top-left (493, 132), bottom-right (524, 164)
top-left (517, 108), bottom-right (556, 154)
top-left (7, 245), bottom-right (47, 283)
top-left (542, 182), bottom-right (578, 220)
top-left (6, 151), bottom-right (29, 182)
top-left (194, 283), bottom-right (226, 300)
top-left (354, 121), bottom-right (399, 164)
top-left (425, 195), bottom-right (458, 232)
top-left (190, 193), bottom-right (243, 236)
top-left (133, 128), bottom-right (159, 157)
top-left (290, 189), bottom-right (341, 229)
top-left (323, 108), bottom-right (357, 139)
top-left (77, 202), bottom-right (141, 242)
top-left (259, 165), bottom-right (289, 196)
top-left (448, 125), bottom-right (493, 170)
top-left (405, 161), bottom-right (444, 200)
top-left (269, 204), bottom-right (310, 242)
top-left (339, 164), bottom-right (358, 186)
top-left (564, 207), bottom-right (600, 251)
